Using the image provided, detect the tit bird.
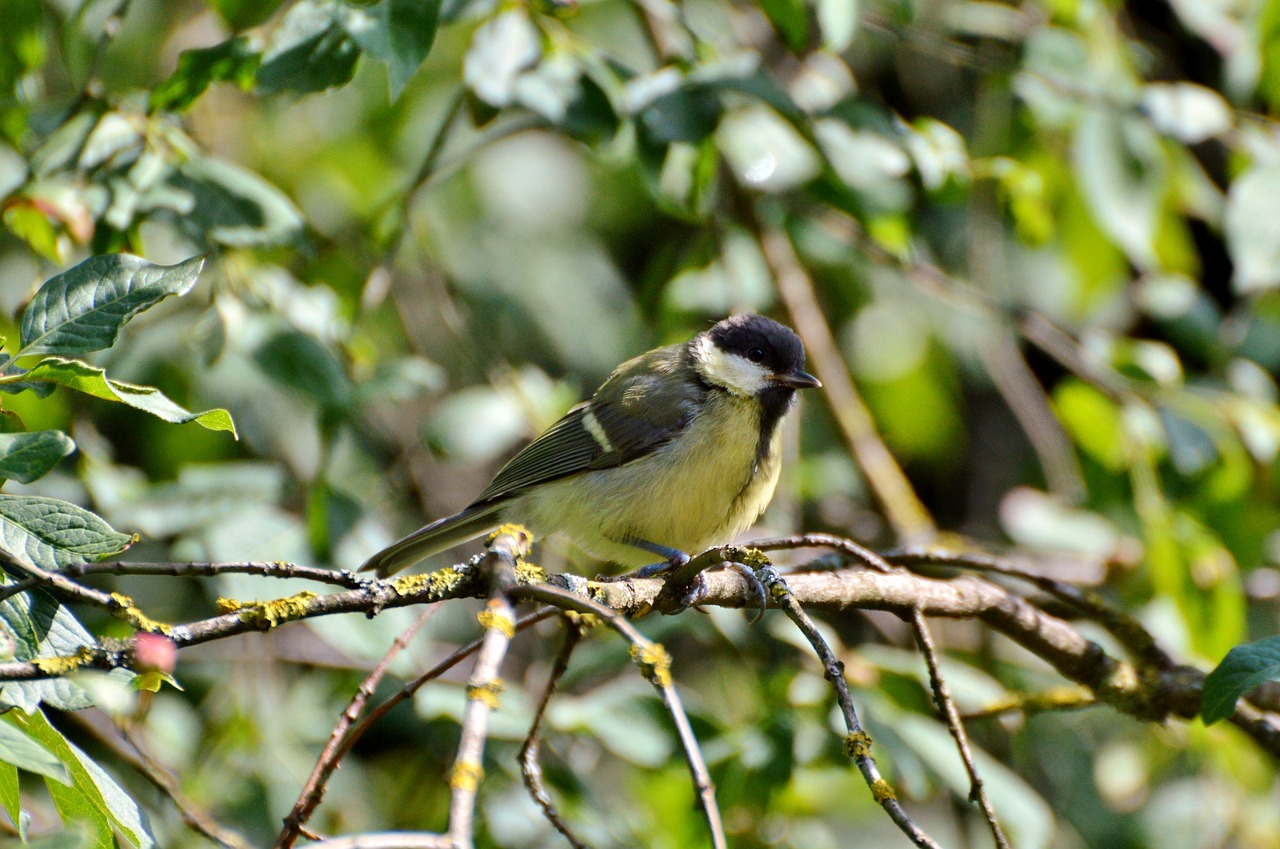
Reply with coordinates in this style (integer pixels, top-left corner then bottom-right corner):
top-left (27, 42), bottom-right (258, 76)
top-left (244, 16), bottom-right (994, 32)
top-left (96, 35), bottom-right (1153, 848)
top-left (361, 314), bottom-right (821, 579)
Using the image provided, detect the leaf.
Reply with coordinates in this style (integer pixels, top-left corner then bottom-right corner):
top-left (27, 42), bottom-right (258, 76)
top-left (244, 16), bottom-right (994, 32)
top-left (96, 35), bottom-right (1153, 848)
top-left (1225, 164), bottom-right (1280, 293)
top-left (18, 254), bottom-right (205, 359)
top-left (15, 709), bottom-right (156, 849)
top-left (3, 202), bottom-right (62, 263)
top-left (815, 0), bottom-right (858, 51)
top-left (759, 0), bottom-right (809, 53)
top-left (1141, 82), bottom-right (1232, 144)
top-left (0, 431), bottom-right (76, 485)
top-left (23, 357), bottom-right (237, 436)
top-left (462, 7), bottom-right (541, 108)
top-left (342, 0), bottom-right (441, 99)
top-left (0, 578), bottom-right (106, 712)
top-left (0, 714), bottom-right (70, 784)
top-left (256, 0), bottom-right (361, 94)
top-left (150, 36), bottom-right (262, 113)
top-left (0, 758), bottom-right (18, 830)
top-left (1072, 106), bottom-right (1166, 268)
top-left (253, 330), bottom-right (352, 409)
top-left (170, 156), bottom-right (304, 248)
top-left (0, 495), bottom-right (133, 569)
top-left (1202, 635), bottom-right (1280, 724)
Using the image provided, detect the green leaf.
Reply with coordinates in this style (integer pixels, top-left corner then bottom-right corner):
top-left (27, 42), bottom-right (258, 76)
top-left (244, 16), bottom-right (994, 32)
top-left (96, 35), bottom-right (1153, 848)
top-left (462, 7), bottom-right (541, 108)
top-left (18, 254), bottom-right (205, 359)
top-left (0, 758), bottom-right (18, 830)
top-left (22, 357), bottom-right (237, 436)
top-left (0, 494), bottom-right (133, 569)
top-left (1225, 164), bottom-right (1280, 294)
top-left (2, 202), bottom-right (62, 263)
top-left (1202, 636), bottom-right (1280, 724)
top-left (0, 578), bottom-right (105, 712)
top-left (0, 431), bottom-right (76, 484)
top-left (0, 714), bottom-right (70, 784)
top-left (15, 709), bottom-right (156, 849)
top-left (253, 330), bottom-right (352, 409)
top-left (171, 156), bottom-right (304, 248)
top-left (342, 0), bottom-right (441, 99)
top-left (256, 0), bottom-right (361, 95)
top-left (759, 0), bottom-right (810, 53)
top-left (150, 36), bottom-right (261, 113)
top-left (1072, 106), bottom-right (1166, 269)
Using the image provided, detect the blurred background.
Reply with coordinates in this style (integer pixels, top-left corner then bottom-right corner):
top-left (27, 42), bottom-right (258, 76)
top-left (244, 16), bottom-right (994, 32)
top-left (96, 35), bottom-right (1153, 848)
top-left (2, 0), bottom-right (1280, 846)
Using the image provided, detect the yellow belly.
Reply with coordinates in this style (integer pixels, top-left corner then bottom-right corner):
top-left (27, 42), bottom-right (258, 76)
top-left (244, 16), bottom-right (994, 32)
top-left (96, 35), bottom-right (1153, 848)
top-left (511, 392), bottom-right (782, 568)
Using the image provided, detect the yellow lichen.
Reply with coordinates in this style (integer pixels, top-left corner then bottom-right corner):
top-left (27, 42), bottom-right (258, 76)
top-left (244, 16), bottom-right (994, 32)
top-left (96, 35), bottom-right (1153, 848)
top-left (391, 567), bottom-right (467, 600)
top-left (514, 561), bottom-right (547, 584)
top-left (740, 547), bottom-right (772, 568)
top-left (871, 778), bottom-right (897, 803)
top-left (449, 759), bottom-right (484, 792)
top-left (563, 611), bottom-right (601, 632)
top-left (221, 591), bottom-right (318, 629)
top-left (33, 647), bottom-right (94, 675)
top-left (476, 602), bottom-right (516, 638)
top-left (843, 731), bottom-right (873, 759)
top-left (466, 681), bottom-right (504, 709)
top-left (630, 641), bottom-right (672, 688)
top-left (109, 592), bottom-right (172, 635)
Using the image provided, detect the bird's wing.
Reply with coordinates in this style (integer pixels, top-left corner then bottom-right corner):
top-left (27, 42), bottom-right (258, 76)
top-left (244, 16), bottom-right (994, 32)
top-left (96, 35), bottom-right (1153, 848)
top-left (472, 347), bottom-right (702, 505)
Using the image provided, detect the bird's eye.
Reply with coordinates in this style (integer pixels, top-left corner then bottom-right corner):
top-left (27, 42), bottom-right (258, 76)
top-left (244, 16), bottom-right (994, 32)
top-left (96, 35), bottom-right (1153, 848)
top-left (746, 346), bottom-right (766, 363)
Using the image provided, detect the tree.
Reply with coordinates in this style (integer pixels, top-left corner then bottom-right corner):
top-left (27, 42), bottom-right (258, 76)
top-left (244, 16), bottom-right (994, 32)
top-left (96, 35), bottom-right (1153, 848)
top-left (0, 0), bottom-right (1278, 847)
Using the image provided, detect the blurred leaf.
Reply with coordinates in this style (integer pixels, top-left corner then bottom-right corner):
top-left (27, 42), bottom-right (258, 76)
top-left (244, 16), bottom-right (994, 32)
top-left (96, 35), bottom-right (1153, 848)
top-left (256, 0), bottom-right (361, 94)
top-left (760, 0), bottom-right (810, 53)
top-left (1202, 636), bottom-right (1280, 724)
top-left (0, 431), bottom-right (76, 484)
top-left (150, 36), bottom-right (262, 112)
top-left (462, 7), bottom-right (541, 108)
top-left (342, 0), bottom-right (441, 99)
top-left (0, 714), bottom-right (70, 784)
top-left (1072, 106), bottom-right (1166, 268)
top-left (207, 0), bottom-right (287, 29)
top-left (14, 709), bottom-right (156, 849)
top-left (253, 330), bottom-right (352, 410)
top-left (1053, 380), bottom-right (1125, 470)
top-left (171, 155), bottom-right (304, 247)
top-left (1225, 164), bottom-right (1280, 293)
top-left (23, 357), bottom-right (237, 435)
top-left (0, 758), bottom-right (17, 833)
top-left (2, 202), bottom-right (62, 263)
top-left (1157, 407), bottom-right (1217, 476)
top-left (815, 0), bottom-right (858, 51)
top-left (17, 254), bottom-right (205, 359)
top-left (1142, 83), bottom-right (1232, 144)
top-left (718, 104), bottom-right (821, 192)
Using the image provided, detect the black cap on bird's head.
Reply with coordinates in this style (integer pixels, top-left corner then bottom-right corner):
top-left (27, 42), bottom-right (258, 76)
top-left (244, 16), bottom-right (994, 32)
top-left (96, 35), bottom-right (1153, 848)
top-left (692, 315), bottom-right (822, 397)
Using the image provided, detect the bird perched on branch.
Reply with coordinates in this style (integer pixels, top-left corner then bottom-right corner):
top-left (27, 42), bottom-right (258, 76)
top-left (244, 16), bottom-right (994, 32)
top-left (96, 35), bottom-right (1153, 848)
top-left (361, 314), bottom-right (821, 589)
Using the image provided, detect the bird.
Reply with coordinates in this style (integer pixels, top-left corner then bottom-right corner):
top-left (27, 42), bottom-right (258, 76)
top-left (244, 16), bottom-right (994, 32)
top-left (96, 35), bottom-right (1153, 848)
top-left (360, 314), bottom-right (821, 589)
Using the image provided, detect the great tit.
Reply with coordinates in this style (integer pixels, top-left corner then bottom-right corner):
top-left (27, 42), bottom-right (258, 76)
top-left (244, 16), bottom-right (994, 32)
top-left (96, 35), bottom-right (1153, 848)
top-left (361, 314), bottom-right (821, 578)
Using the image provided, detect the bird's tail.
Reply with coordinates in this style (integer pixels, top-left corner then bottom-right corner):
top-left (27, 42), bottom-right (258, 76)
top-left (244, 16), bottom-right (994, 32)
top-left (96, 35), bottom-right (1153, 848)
top-left (359, 502), bottom-right (504, 578)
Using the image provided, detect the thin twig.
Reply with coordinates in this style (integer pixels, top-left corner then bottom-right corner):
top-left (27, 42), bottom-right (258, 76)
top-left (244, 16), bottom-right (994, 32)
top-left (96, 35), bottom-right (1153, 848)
top-left (518, 620), bottom-right (588, 849)
top-left (758, 567), bottom-right (943, 849)
top-left (749, 534), bottom-right (894, 572)
top-left (276, 606), bottom-right (440, 849)
top-left (306, 833), bottom-right (455, 849)
top-left (751, 209), bottom-right (936, 544)
top-left (67, 560), bottom-right (368, 588)
top-left (909, 609), bottom-right (1010, 849)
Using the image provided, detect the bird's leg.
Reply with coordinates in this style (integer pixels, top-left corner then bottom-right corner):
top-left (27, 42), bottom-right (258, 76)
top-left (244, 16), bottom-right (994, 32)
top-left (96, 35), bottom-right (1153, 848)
top-left (597, 539), bottom-right (708, 610)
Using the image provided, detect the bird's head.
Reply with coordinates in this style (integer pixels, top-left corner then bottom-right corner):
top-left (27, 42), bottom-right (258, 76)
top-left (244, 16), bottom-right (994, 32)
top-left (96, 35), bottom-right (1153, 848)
top-left (690, 315), bottom-right (821, 399)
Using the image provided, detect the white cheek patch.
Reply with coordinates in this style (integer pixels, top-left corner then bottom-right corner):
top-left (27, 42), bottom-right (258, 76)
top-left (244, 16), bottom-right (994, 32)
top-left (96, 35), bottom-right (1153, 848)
top-left (693, 337), bottom-right (772, 396)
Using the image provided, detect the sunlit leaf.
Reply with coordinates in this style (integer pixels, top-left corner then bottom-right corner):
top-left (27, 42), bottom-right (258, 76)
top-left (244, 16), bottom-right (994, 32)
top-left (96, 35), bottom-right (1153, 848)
top-left (1202, 636), bottom-right (1280, 724)
top-left (462, 7), bottom-right (541, 107)
top-left (256, 0), bottom-right (360, 94)
top-left (150, 36), bottom-right (261, 112)
top-left (0, 578), bottom-right (108, 712)
top-left (1225, 164), bottom-right (1280, 293)
top-left (342, 0), bottom-right (441, 99)
top-left (0, 431), bottom-right (75, 484)
top-left (18, 254), bottom-right (205, 359)
top-left (22, 357), bottom-right (237, 435)
top-left (1142, 82), bottom-right (1232, 144)
top-left (14, 709), bottom-right (156, 848)
top-left (171, 156), bottom-right (304, 248)
top-left (0, 714), bottom-right (70, 784)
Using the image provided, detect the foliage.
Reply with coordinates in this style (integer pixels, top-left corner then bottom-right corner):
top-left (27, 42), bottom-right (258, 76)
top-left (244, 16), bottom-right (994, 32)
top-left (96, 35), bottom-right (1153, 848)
top-left (0, 0), bottom-right (1276, 847)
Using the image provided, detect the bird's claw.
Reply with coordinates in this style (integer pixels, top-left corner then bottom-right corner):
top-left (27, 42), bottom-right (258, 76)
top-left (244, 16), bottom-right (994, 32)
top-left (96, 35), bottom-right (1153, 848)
top-left (723, 561), bottom-right (768, 624)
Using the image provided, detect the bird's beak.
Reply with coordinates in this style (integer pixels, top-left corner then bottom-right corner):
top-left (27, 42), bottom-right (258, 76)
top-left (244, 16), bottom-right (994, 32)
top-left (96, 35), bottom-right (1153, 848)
top-left (772, 370), bottom-right (822, 389)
